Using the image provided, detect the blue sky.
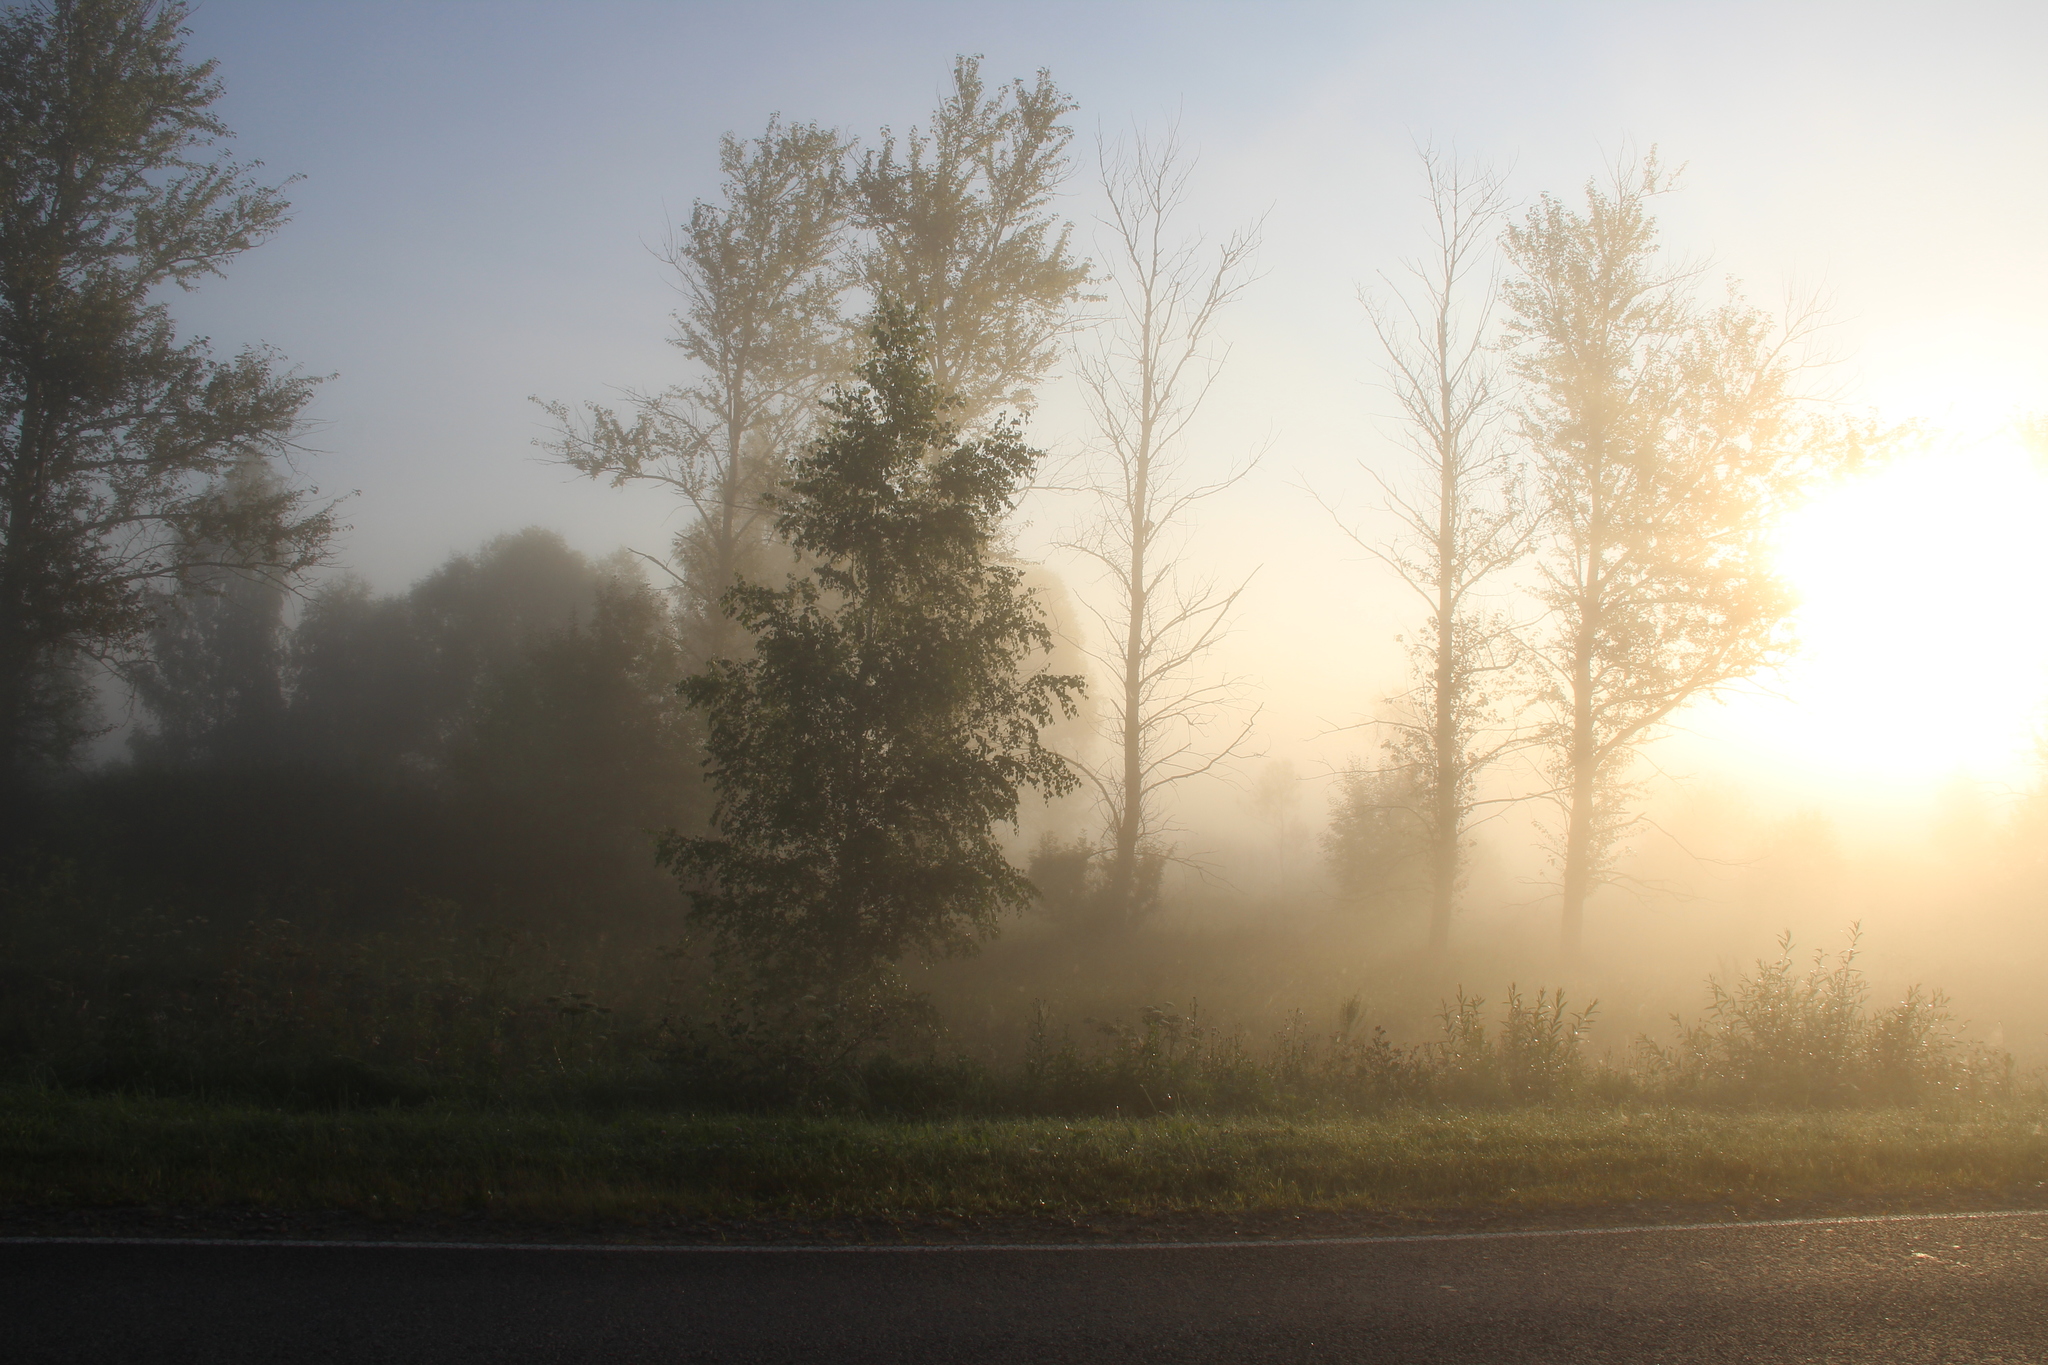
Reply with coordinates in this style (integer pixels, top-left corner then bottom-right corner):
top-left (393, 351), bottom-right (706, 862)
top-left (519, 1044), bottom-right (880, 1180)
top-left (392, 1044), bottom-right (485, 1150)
top-left (170, 1), bottom-right (2047, 587)
top-left (149, 1), bottom-right (2048, 806)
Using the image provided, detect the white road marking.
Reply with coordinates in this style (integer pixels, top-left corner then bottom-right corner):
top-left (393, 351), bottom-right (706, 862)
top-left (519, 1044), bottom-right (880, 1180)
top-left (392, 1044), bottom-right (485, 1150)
top-left (4, 1207), bottom-right (2046, 1254)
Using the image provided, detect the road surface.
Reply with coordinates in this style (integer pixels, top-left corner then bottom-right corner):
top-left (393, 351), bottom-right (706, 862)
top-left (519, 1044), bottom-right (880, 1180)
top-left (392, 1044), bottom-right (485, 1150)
top-left (8, 1210), bottom-right (2048, 1362)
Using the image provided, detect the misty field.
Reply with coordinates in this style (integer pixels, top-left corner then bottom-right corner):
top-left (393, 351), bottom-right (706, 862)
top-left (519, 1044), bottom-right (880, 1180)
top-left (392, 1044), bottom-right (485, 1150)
top-left (6, 1088), bottom-right (2046, 1234)
top-left (3, 0), bottom-right (2046, 1266)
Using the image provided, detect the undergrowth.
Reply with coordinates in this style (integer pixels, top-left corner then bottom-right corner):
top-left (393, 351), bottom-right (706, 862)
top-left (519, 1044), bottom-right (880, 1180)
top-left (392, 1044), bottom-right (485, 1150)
top-left (0, 857), bottom-right (2019, 1116)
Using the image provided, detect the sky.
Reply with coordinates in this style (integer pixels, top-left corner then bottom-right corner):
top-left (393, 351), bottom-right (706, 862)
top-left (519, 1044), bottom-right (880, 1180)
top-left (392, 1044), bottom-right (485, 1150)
top-left (169, 0), bottom-right (2048, 825)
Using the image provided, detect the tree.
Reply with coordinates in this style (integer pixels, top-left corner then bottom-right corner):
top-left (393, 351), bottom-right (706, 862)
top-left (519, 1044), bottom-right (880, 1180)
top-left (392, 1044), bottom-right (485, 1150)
top-left (1323, 759), bottom-right (1429, 917)
top-left (852, 55), bottom-right (1090, 423)
top-left (1062, 129), bottom-right (1259, 924)
top-left (1502, 155), bottom-right (1848, 953)
top-left (540, 116), bottom-right (848, 663)
top-left (452, 561), bottom-right (700, 919)
top-left (0, 0), bottom-right (333, 787)
top-left (288, 527), bottom-right (609, 777)
top-left (664, 310), bottom-right (1081, 1007)
top-left (130, 456), bottom-right (288, 768)
top-left (1326, 149), bottom-right (1528, 951)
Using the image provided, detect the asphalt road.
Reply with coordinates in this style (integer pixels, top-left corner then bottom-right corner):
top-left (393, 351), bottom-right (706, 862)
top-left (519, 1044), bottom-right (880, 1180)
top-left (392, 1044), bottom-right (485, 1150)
top-left (8, 1211), bottom-right (2048, 1363)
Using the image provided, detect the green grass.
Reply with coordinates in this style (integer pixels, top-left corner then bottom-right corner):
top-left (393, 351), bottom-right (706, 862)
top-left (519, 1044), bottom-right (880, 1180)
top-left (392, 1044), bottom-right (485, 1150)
top-left (5, 1086), bottom-right (2047, 1229)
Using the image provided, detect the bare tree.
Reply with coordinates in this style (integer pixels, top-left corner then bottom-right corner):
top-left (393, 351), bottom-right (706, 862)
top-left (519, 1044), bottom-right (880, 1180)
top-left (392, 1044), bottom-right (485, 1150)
top-left (538, 117), bottom-right (849, 663)
top-left (852, 56), bottom-right (1091, 424)
top-left (1503, 154), bottom-right (1858, 953)
top-left (1324, 149), bottom-right (1530, 952)
top-left (1061, 129), bottom-right (1260, 923)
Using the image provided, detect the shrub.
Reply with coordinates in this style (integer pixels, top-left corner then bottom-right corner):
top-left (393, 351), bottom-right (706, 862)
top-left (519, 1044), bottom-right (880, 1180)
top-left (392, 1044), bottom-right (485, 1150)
top-left (1638, 928), bottom-right (2010, 1106)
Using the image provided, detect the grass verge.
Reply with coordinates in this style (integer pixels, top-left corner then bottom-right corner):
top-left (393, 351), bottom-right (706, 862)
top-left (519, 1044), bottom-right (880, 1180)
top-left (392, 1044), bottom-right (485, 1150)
top-left (6, 1087), bottom-right (2048, 1239)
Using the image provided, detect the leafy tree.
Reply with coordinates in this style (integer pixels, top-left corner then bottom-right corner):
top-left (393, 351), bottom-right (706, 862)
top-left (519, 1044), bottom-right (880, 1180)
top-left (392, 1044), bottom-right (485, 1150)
top-left (1328, 148), bottom-right (1529, 952)
top-left (1323, 760), bottom-right (1429, 916)
top-left (451, 563), bottom-right (700, 919)
top-left (1063, 128), bottom-right (1259, 925)
top-left (130, 457), bottom-right (288, 767)
top-left (1503, 156), bottom-right (1859, 952)
top-left (0, 0), bottom-right (333, 785)
top-left (540, 116), bottom-right (849, 663)
top-left (852, 55), bottom-right (1090, 423)
top-left (120, 529), bottom-right (698, 932)
top-left (287, 527), bottom-right (607, 776)
top-left (665, 310), bottom-right (1081, 1005)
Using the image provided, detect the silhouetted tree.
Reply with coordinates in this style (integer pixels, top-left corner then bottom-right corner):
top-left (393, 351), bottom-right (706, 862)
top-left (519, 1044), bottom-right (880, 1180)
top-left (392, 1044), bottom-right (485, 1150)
top-left (852, 56), bottom-right (1090, 423)
top-left (540, 117), bottom-right (849, 663)
top-left (287, 527), bottom-right (604, 776)
top-left (1327, 149), bottom-right (1528, 951)
top-left (1063, 128), bottom-right (1259, 925)
top-left (130, 457), bottom-right (289, 767)
top-left (452, 562), bottom-right (699, 917)
top-left (1503, 155), bottom-right (1850, 953)
top-left (666, 310), bottom-right (1081, 1010)
top-left (1323, 760), bottom-right (1429, 916)
top-left (0, 0), bottom-right (333, 789)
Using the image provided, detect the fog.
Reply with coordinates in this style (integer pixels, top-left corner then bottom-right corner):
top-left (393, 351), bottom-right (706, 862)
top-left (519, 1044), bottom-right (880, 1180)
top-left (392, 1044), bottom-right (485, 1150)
top-left (16, 1), bottom-right (2048, 1089)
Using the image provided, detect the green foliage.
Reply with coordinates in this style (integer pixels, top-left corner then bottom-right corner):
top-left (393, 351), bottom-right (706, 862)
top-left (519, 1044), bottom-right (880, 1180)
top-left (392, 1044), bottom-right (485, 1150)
top-left (1640, 930), bottom-right (2009, 1106)
top-left (1501, 155), bottom-right (1885, 943)
top-left (1024, 832), bottom-right (1165, 929)
top-left (12, 1095), bottom-right (2048, 1226)
top-left (0, 862), bottom-right (669, 1107)
top-left (1323, 761), bottom-right (1429, 917)
top-left (0, 0), bottom-right (335, 777)
top-left (27, 529), bottom-right (701, 948)
top-left (129, 458), bottom-right (291, 768)
top-left (852, 56), bottom-right (1089, 420)
top-left (665, 310), bottom-right (1081, 1007)
top-left (0, 862), bottom-right (2017, 1122)
top-left (1005, 990), bottom-right (1597, 1117)
top-left (539, 115), bottom-right (850, 664)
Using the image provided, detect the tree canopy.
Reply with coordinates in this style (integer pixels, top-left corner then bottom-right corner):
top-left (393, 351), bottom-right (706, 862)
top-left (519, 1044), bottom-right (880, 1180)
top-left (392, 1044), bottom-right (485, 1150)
top-left (664, 309), bottom-right (1081, 1003)
top-left (0, 0), bottom-right (333, 784)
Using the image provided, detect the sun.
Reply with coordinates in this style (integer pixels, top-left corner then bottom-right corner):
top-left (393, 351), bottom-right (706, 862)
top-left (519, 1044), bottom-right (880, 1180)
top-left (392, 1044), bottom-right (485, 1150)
top-left (1740, 423), bottom-right (2048, 792)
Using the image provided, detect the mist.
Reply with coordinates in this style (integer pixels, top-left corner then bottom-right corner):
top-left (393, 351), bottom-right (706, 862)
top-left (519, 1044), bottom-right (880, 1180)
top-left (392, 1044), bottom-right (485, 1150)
top-left (5, 0), bottom-right (2047, 1115)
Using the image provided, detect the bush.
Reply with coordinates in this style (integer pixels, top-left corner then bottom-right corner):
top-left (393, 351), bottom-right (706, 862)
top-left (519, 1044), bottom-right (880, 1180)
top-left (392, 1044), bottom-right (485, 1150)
top-left (1637, 928), bottom-right (2011, 1106)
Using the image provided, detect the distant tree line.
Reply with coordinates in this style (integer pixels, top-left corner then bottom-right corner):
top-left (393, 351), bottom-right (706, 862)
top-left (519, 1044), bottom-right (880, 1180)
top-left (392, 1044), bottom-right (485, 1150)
top-left (55, 524), bottom-right (696, 934)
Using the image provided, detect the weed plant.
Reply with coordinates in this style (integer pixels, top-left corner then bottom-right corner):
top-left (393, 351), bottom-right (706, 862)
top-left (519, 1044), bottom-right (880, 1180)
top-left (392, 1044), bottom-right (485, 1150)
top-left (1637, 928), bottom-right (2010, 1106)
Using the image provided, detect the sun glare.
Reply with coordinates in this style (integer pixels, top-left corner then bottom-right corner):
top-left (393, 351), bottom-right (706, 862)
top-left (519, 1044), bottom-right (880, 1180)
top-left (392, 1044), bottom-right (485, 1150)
top-left (1747, 425), bottom-right (2048, 791)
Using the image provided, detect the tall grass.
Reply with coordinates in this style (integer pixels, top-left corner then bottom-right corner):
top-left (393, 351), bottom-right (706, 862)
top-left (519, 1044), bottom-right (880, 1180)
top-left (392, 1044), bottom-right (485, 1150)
top-left (0, 858), bottom-right (2018, 1116)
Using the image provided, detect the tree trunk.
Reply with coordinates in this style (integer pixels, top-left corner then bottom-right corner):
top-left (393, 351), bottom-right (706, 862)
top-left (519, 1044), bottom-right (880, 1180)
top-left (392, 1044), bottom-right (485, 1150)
top-left (1427, 310), bottom-right (1460, 953)
top-left (0, 407), bottom-right (47, 804)
top-left (1559, 611), bottom-right (1598, 954)
top-left (1111, 445), bottom-right (1148, 925)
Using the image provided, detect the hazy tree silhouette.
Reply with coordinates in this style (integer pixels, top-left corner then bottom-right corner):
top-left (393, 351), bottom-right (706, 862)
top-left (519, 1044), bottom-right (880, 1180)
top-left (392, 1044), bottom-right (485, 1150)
top-left (130, 458), bottom-right (290, 768)
top-left (852, 56), bottom-right (1090, 424)
top-left (1062, 128), bottom-right (1259, 926)
top-left (1503, 154), bottom-right (1853, 953)
top-left (0, 0), bottom-right (334, 790)
top-left (1323, 760), bottom-right (1430, 918)
top-left (665, 310), bottom-right (1080, 1017)
top-left (288, 528), bottom-right (607, 776)
top-left (1327, 148), bottom-right (1529, 952)
top-left (540, 116), bottom-right (849, 665)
